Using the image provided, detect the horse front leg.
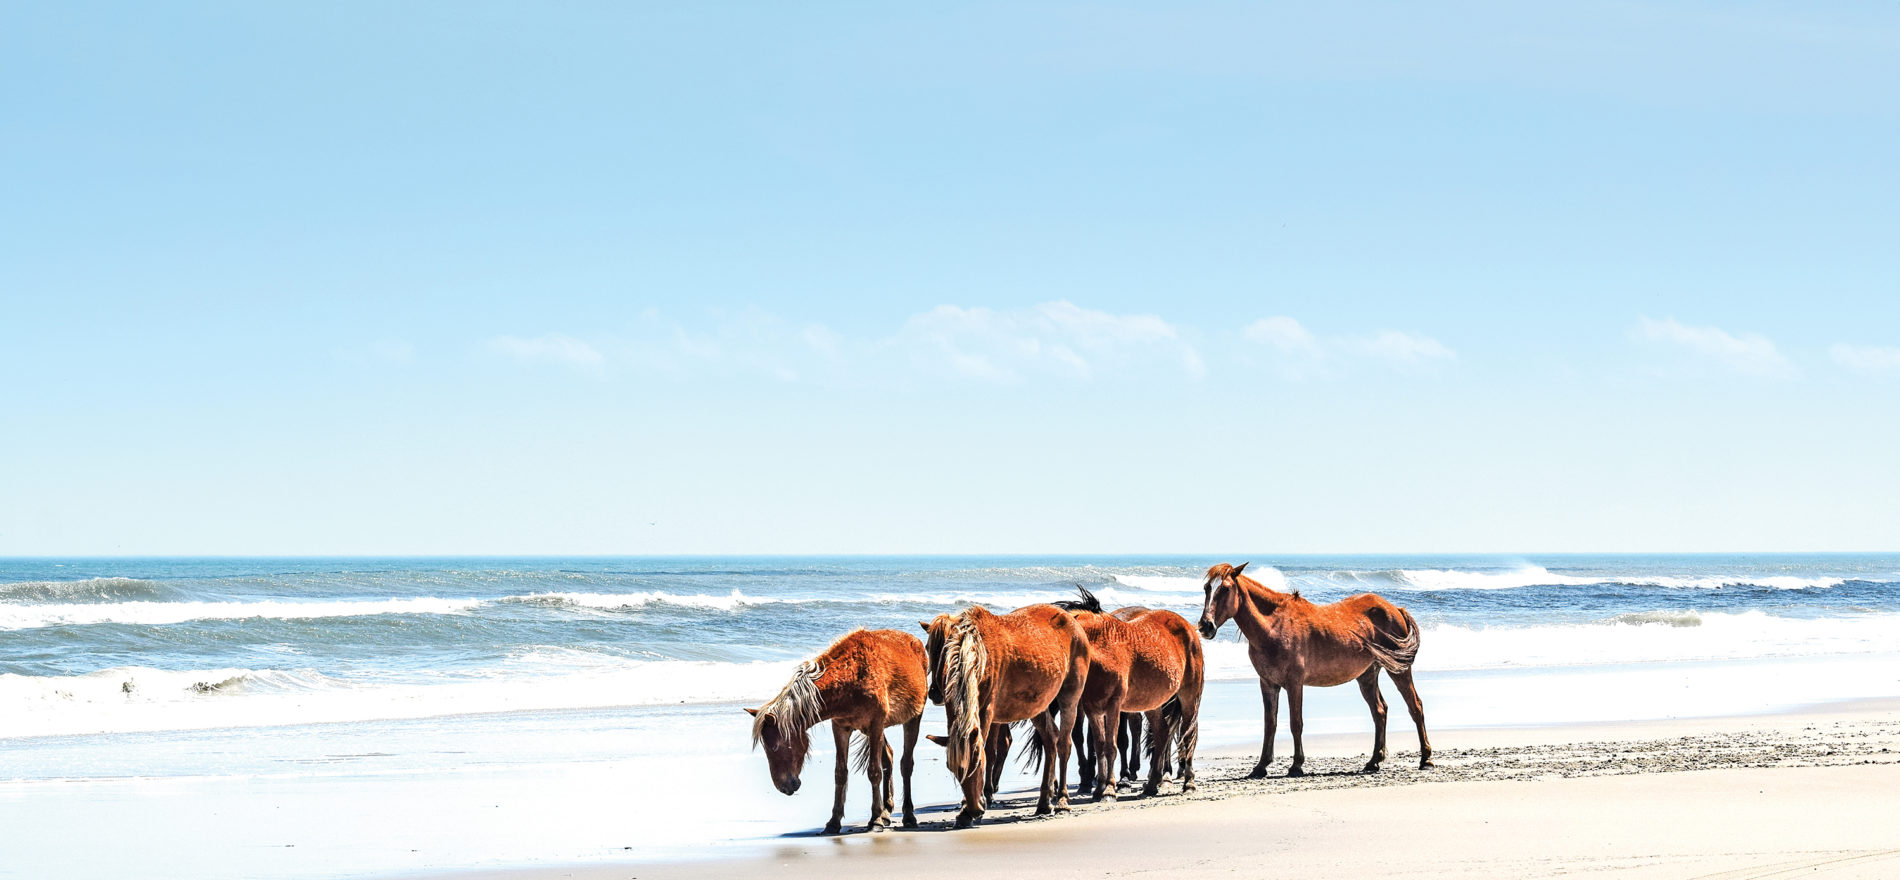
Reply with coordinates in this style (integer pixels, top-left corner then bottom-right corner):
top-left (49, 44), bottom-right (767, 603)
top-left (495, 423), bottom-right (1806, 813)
top-left (1390, 669), bottom-right (1434, 768)
top-left (899, 715), bottom-right (920, 828)
top-left (954, 727), bottom-right (988, 829)
top-left (825, 721), bottom-right (851, 834)
top-left (1357, 667), bottom-right (1388, 773)
top-left (1286, 683), bottom-right (1307, 777)
top-left (982, 723), bottom-right (1010, 807)
top-left (1249, 680), bottom-right (1280, 778)
top-left (1072, 714), bottom-right (1094, 795)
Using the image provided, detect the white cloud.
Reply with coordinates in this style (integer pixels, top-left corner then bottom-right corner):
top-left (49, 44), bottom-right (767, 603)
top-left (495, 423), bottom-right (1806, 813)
top-left (894, 301), bottom-right (1202, 383)
top-left (1241, 316), bottom-right (1453, 377)
top-left (1631, 317), bottom-right (1790, 376)
top-left (487, 333), bottom-right (605, 373)
top-left (1831, 343), bottom-right (1900, 375)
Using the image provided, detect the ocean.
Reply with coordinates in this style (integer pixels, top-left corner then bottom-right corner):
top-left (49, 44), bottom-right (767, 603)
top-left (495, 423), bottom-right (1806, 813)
top-left (4, 554), bottom-right (1899, 878)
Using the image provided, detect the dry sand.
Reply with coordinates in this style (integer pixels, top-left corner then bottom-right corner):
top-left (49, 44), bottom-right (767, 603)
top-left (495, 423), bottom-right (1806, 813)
top-left (425, 699), bottom-right (1900, 880)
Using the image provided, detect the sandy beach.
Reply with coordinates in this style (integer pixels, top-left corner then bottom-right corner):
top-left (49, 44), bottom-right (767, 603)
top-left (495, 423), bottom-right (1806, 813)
top-left (426, 698), bottom-right (1900, 880)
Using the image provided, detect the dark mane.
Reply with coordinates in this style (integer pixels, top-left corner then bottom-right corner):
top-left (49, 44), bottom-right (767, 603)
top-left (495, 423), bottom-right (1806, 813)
top-left (1051, 585), bottom-right (1103, 613)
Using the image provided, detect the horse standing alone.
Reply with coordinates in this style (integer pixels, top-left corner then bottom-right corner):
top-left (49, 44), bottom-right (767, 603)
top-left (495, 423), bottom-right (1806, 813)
top-left (747, 628), bottom-right (927, 833)
top-left (1197, 562), bottom-right (1432, 777)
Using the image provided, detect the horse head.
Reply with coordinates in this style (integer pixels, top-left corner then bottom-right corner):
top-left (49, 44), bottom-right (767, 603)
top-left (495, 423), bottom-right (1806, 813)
top-left (745, 707), bottom-right (808, 794)
top-left (1197, 561), bottom-right (1248, 639)
top-left (747, 659), bottom-right (823, 796)
top-left (918, 613), bottom-right (956, 705)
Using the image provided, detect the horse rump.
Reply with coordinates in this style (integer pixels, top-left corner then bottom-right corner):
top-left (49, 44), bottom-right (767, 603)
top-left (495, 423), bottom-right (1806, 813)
top-left (1364, 606), bottom-right (1421, 675)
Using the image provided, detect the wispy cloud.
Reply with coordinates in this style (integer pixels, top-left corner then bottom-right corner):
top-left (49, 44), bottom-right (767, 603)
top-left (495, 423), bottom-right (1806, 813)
top-left (629, 307), bottom-right (841, 382)
top-left (893, 301), bottom-right (1203, 383)
top-left (1241, 316), bottom-right (1453, 377)
top-left (487, 333), bottom-right (605, 374)
top-left (1631, 317), bottom-right (1791, 377)
top-left (1831, 343), bottom-right (1900, 375)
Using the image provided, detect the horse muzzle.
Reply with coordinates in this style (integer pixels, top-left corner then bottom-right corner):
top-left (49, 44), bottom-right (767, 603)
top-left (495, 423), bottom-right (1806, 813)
top-left (1197, 620), bottom-right (1218, 640)
top-left (776, 778), bottom-right (801, 795)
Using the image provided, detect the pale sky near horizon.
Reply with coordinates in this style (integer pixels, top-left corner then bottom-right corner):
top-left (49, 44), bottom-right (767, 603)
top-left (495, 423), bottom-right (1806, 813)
top-left (4, 2), bottom-right (1898, 556)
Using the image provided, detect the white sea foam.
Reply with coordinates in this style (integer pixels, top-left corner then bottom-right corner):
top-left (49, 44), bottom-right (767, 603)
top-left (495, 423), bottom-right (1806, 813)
top-left (0, 656), bottom-right (802, 739)
top-left (0, 597), bottom-right (485, 630)
top-left (1199, 610), bottom-right (1900, 680)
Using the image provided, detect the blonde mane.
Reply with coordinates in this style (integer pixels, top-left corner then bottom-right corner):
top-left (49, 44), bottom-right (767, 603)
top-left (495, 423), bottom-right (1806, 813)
top-left (752, 658), bottom-right (824, 755)
top-left (941, 612), bottom-right (989, 780)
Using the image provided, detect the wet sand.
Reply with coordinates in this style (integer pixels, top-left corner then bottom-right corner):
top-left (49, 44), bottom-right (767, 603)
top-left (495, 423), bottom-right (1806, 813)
top-left (420, 698), bottom-right (1900, 880)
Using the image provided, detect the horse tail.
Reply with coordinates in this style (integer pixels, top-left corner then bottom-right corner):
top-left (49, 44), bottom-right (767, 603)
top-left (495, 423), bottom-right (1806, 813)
top-left (941, 614), bottom-right (989, 781)
top-left (1365, 606), bottom-right (1421, 675)
top-left (1020, 715), bottom-right (1050, 774)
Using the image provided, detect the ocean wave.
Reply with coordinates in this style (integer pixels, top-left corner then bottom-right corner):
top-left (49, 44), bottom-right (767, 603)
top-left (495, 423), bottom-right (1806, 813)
top-left (1329, 566), bottom-right (1852, 592)
top-left (0, 576), bottom-right (168, 603)
top-left (0, 597), bottom-right (486, 630)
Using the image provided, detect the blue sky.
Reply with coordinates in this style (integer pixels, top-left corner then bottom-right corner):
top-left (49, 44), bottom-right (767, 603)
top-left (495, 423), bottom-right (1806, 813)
top-left (4, 2), bottom-right (1897, 555)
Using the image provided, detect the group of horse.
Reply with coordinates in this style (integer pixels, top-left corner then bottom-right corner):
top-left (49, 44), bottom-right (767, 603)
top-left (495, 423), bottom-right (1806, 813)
top-left (747, 562), bottom-right (1434, 833)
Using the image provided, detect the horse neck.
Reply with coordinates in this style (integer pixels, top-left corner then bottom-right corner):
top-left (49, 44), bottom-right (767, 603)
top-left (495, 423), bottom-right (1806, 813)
top-left (1231, 576), bottom-right (1291, 644)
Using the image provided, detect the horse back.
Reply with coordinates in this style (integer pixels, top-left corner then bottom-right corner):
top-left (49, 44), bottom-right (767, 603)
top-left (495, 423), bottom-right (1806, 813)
top-left (818, 628), bottom-right (928, 727)
top-left (985, 605), bottom-right (1090, 723)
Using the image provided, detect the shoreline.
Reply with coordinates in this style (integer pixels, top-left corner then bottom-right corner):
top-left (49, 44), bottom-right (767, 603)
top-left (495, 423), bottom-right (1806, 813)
top-left (412, 695), bottom-right (1900, 880)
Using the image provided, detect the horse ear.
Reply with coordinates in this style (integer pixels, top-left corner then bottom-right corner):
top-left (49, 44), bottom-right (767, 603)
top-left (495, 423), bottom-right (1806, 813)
top-left (1232, 561), bottom-right (1250, 576)
top-left (924, 734), bottom-right (949, 748)
top-left (744, 707), bottom-right (759, 717)
top-left (919, 620), bottom-right (931, 632)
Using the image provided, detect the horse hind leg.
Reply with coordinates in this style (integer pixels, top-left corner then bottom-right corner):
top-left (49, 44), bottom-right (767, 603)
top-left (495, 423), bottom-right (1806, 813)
top-left (1390, 668), bottom-right (1434, 768)
top-left (1118, 713), bottom-right (1142, 787)
top-left (1030, 711), bottom-right (1061, 816)
top-left (1357, 666), bottom-right (1388, 773)
top-left (1140, 706), bottom-right (1168, 797)
top-left (862, 719), bottom-right (892, 830)
top-left (899, 715), bottom-right (920, 828)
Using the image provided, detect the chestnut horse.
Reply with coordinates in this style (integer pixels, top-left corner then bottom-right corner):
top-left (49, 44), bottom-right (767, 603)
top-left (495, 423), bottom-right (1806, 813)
top-left (921, 604), bottom-right (1089, 828)
top-left (1197, 562), bottom-right (1432, 777)
top-left (1053, 589), bottom-right (1203, 799)
top-left (747, 628), bottom-right (927, 833)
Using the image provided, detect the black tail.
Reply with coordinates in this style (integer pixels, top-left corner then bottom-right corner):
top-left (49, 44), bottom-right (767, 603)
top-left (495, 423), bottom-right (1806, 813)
top-left (1365, 607), bottom-right (1421, 675)
top-left (1145, 697), bottom-right (1184, 773)
top-left (1019, 716), bottom-right (1050, 773)
top-left (1051, 585), bottom-right (1103, 613)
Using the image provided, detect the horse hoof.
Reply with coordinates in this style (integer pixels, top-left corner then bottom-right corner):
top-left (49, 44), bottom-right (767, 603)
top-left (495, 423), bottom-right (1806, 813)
top-left (1140, 785), bottom-right (1159, 798)
top-left (1420, 759), bottom-right (1436, 770)
top-left (1182, 781), bottom-right (1197, 793)
top-left (902, 816), bottom-right (918, 829)
top-left (954, 811), bottom-right (980, 829)
top-left (1287, 765), bottom-right (1306, 778)
top-left (822, 822), bottom-right (842, 835)
top-left (1363, 762), bottom-right (1382, 774)
top-left (1098, 790), bottom-right (1118, 803)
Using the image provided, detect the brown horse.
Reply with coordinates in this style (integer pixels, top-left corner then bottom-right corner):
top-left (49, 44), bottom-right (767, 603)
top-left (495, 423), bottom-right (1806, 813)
top-left (1197, 562), bottom-right (1432, 777)
top-left (921, 604), bottom-right (1089, 828)
top-left (1053, 589), bottom-right (1203, 799)
top-left (747, 628), bottom-right (927, 833)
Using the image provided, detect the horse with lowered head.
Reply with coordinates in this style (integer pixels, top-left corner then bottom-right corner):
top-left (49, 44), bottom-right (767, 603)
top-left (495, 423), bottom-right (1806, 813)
top-left (921, 604), bottom-right (1089, 828)
top-left (747, 628), bottom-right (927, 833)
top-left (1197, 562), bottom-right (1432, 777)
